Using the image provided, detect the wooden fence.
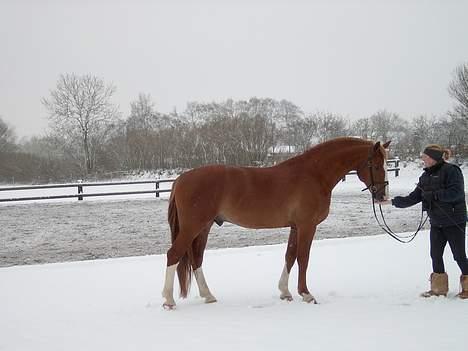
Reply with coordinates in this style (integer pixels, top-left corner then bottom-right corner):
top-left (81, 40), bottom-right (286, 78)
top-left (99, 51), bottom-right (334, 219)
top-left (342, 158), bottom-right (400, 181)
top-left (0, 179), bottom-right (174, 203)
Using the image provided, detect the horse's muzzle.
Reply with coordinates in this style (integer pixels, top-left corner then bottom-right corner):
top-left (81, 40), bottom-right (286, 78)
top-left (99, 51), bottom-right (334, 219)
top-left (363, 182), bottom-right (388, 202)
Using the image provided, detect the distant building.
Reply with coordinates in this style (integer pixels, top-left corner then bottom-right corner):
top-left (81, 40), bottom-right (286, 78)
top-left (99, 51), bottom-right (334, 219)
top-left (266, 145), bottom-right (298, 165)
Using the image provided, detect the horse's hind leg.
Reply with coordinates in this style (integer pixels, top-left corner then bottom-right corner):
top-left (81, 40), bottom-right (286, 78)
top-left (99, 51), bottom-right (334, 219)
top-left (279, 226), bottom-right (297, 301)
top-left (192, 223), bottom-right (217, 303)
top-left (162, 224), bottom-right (203, 309)
top-left (162, 263), bottom-right (178, 309)
top-left (162, 231), bottom-right (191, 309)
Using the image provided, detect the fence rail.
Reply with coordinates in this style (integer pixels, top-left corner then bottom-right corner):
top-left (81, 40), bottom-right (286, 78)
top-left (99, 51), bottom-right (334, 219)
top-left (0, 159), bottom-right (400, 203)
top-left (0, 179), bottom-right (174, 203)
top-left (342, 158), bottom-right (400, 181)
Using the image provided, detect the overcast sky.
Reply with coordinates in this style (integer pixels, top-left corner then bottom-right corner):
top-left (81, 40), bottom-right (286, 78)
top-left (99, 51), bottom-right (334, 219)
top-left (1, 0), bottom-right (467, 138)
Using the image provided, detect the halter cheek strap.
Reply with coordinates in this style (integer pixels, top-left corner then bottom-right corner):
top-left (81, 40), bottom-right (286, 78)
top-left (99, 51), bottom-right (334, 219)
top-left (360, 146), bottom-right (389, 198)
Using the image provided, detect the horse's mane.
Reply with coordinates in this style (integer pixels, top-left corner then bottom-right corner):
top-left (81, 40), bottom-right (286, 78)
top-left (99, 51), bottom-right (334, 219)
top-left (306, 137), bottom-right (373, 153)
top-left (279, 137), bottom-right (374, 166)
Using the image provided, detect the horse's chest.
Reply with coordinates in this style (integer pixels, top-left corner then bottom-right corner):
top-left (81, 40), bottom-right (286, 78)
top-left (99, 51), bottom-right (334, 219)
top-left (295, 193), bottom-right (331, 223)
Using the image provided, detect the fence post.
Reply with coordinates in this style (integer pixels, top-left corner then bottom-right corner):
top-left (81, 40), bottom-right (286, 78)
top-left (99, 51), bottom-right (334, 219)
top-left (395, 157), bottom-right (400, 177)
top-left (155, 181), bottom-right (160, 198)
top-left (78, 185), bottom-right (83, 200)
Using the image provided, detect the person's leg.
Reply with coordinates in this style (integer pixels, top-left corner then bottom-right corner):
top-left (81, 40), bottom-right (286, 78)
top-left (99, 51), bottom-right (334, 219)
top-left (445, 223), bottom-right (468, 299)
top-left (421, 226), bottom-right (449, 297)
top-left (430, 226), bottom-right (448, 273)
top-left (445, 224), bottom-right (468, 275)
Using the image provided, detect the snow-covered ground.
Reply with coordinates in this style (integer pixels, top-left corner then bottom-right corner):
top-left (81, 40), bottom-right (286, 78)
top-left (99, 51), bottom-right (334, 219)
top-left (0, 162), bottom-right (467, 351)
top-left (1, 234), bottom-right (467, 351)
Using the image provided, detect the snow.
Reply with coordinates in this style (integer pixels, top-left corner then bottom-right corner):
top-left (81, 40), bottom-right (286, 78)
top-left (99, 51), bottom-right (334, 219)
top-left (1, 234), bottom-right (467, 351)
top-left (1, 161), bottom-right (467, 350)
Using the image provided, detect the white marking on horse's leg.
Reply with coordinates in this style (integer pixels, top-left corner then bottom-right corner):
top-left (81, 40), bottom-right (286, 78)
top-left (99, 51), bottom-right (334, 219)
top-left (278, 264), bottom-right (293, 301)
top-left (162, 263), bottom-right (178, 309)
top-left (194, 268), bottom-right (217, 303)
top-left (301, 293), bottom-right (318, 304)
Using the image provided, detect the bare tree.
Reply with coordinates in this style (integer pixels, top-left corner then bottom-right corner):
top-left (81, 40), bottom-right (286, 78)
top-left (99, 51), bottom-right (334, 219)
top-left (372, 110), bottom-right (407, 138)
top-left (350, 118), bottom-right (372, 139)
top-left (448, 62), bottom-right (468, 121)
top-left (236, 113), bottom-right (276, 165)
top-left (0, 116), bottom-right (17, 153)
top-left (289, 116), bottom-right (317, 152)
top-left (447, 63), bottom-right (468, 157)
top-left (126, 93), bottom-right (159, 170)
top-left (276, 100), bottom-right (303, 152)
top-left (437, 115), bottom-right (467, 158)
top-left (408, 115), bottom-right (437, 154)
top-left (313, 112), bottom-right (349, 142)
top-left (42, 73), bottom-right (120, 174)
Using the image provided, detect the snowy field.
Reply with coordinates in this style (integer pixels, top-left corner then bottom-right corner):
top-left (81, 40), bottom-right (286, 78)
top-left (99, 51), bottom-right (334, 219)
top-left (0, 162), bottom-right (467, 350)
top-left (1, 234), bottom-right (467, 351)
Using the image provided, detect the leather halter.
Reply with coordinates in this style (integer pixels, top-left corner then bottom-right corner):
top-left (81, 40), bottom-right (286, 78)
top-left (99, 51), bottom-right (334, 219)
top-left (359, 146), bottom-right (389, 199)
top-left (362, 144), bottom-right (428, 243)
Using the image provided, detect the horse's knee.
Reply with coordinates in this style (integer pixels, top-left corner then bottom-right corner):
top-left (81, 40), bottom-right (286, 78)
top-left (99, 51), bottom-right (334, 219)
top-left (285, 253), bottom-right (296, 271)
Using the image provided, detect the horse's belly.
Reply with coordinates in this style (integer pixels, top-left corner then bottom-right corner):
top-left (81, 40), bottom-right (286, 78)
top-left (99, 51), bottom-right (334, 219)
top-left (219, 187), bottom-right (293, 229)
top-left (221, 208), bottom-right (290, 229)
top-left (227, 217), bottom-right (289, 229)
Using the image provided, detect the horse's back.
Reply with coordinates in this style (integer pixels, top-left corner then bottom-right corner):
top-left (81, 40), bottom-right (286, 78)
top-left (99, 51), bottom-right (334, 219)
top-left (173, 164), bottom-right (276, 201)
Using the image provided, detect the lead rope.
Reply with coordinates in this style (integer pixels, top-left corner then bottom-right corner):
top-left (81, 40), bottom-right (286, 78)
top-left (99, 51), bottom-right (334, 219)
top-left (371, 199), bottom-right (429, 244)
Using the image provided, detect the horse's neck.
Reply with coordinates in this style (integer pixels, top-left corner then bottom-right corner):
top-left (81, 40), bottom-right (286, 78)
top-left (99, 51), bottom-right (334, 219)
top-left (313, 145), bottom-right (369, 190)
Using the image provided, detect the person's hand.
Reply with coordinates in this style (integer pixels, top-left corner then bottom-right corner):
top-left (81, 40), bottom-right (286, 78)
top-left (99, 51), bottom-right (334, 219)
top-left (375, 199), bottom-right (391, 205)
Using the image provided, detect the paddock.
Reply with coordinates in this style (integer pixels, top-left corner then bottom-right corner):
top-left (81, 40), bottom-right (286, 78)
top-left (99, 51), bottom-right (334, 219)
top-left (1, 234), bottom-right (466, 351)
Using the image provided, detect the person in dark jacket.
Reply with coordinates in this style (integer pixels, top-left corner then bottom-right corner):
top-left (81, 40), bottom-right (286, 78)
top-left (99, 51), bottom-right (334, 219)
top-left (379, 144), bottom-right (467, 299)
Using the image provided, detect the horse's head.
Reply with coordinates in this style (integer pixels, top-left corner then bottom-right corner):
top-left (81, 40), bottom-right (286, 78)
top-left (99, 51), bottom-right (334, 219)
top-left (357, 141), bottom-right (391, 202)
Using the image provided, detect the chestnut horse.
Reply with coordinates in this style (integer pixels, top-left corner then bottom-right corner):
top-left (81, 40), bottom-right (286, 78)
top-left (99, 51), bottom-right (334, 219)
top-left (162, 137), bottom-right (390, 308)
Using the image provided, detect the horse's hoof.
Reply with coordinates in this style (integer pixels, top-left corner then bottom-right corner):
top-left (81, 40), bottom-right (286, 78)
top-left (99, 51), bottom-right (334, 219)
top-left (162, 302), bottom-right (176, 310)
top-left (301, 293), bottom-right (318, 304)
top-left (204, 296), bottom-right (217, 304)
top-left (280, 294), bottom-right (293, 302)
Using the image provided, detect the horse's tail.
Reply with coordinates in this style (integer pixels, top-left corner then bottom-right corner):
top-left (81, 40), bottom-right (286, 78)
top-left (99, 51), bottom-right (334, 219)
top-left (168, 184), bottom-right (192, 298)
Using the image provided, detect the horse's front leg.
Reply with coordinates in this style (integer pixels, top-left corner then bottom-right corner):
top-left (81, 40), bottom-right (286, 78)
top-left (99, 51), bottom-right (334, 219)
top-left (278, 226), bottom-right (297, 301)
top-left (296, 224), bottom-right (317, 304)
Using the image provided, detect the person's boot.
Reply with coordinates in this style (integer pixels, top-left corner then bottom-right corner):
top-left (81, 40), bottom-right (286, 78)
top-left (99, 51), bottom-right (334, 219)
top-left (420, 272), bottom-right (448, 297)
top-left (456, 275), bottom-right (468, 299)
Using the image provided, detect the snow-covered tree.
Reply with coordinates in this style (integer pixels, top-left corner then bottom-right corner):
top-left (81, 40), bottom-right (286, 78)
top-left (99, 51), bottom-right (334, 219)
top-left (42, 73), bottom-right (120, 174)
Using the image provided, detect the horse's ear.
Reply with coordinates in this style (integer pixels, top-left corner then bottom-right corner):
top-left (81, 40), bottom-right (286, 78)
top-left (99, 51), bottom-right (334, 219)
top-left (383, 141), bottom-right (391, 149)
top-left (373, 141), bottom-right (381, 152)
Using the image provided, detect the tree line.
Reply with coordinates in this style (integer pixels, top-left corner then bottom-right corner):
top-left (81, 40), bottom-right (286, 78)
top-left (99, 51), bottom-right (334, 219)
top-left (1, 63), bottom-right (467, 184)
